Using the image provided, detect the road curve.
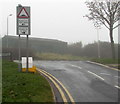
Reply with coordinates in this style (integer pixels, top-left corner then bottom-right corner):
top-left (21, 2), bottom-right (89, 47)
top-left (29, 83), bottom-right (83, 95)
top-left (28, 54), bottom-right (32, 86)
top-left (34, 61), bottom-right (120, 102)
top-left (37, 68), bottom-right (75, 104)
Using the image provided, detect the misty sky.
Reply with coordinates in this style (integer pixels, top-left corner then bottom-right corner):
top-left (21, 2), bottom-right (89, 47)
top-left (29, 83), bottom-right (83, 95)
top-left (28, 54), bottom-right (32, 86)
top-left (0, 0), bottom-right (118, 45)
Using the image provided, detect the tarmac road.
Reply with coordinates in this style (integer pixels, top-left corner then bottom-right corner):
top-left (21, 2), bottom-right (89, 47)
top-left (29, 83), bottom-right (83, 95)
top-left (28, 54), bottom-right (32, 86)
top-left (34, 61), bottom-right (120, 102)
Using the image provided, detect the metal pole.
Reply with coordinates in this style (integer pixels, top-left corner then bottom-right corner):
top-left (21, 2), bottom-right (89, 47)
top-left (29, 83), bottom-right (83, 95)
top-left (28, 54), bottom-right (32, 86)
top-left (7, 14), bottom-right (12, 48)
top-left (26, 35), bottom-right (29, 72)
top-left (97, 27), bottom-right (100, 58)
top-left (18, 35), bottom-right (21, 71)
top-left (7, 16), bottom-right (8, 48)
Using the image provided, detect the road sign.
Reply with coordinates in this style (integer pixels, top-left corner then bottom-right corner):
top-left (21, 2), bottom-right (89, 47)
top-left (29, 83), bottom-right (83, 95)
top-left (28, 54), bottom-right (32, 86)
top-left (17, 5), bottom-right (31, 72)
top-left (17, 7), bottom-right (29, 18)
top-left (19, 27), bottom-right (28, 34)
top-left (17, 6), bottom-right (30, 35)
top-left (18, 19), bottom-right (28, 26)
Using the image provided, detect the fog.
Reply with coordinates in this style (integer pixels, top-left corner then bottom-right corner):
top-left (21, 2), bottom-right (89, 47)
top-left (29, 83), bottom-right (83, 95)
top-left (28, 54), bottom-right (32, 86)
top-left (0, 0), bottom-right (118, 45)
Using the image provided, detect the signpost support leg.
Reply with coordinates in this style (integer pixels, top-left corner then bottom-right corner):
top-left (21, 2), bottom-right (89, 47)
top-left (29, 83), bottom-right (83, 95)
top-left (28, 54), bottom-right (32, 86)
top-left (18, 35), bottom-right (21, 72)
top-left (17, 5), bottom-right (30, 73)
top-left (26, 35), bottom-right (29, 72)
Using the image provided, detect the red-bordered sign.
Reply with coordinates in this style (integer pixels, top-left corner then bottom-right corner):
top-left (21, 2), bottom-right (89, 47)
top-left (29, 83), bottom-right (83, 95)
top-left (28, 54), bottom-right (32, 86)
top-left (17, 7), bottom-right (30, 18)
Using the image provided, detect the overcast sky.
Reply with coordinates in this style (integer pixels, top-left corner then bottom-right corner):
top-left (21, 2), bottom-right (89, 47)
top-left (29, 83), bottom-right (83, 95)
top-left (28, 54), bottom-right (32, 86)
top-left (0, 0), bottom-right (118, 45)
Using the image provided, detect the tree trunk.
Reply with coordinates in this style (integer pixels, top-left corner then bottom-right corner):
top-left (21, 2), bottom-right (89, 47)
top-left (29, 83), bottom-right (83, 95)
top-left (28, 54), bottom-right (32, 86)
top-left (109, 28), bottom-right (115, 59)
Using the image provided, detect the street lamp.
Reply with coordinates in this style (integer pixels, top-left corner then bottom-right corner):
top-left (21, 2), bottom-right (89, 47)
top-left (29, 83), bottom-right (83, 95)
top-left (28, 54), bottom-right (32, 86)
top-left (7, 14), bottom-right (12, 48)
top-left (94, 21), bottom-right (101, 58)
top-left (96, 26), bottom-right (101, 58)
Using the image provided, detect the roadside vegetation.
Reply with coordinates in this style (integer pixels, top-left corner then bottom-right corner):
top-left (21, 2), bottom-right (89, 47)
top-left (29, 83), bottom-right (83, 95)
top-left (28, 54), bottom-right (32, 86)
top-left (36, 53), bottom-right (119, 69)
top-left (36, 53), bottom-right (88, 61)
top-left (2, 39), bottom-right (119, 69)
top-left (91, 58), bottom-right (119, 64)
top-left (0, 59), bottom-right (2, 102)
top-left (36, 52), bottom-right (119, 64)
top-left (2, 60), bottom-right (54, 102)
top-left (91, 58), bottom-right (120, 69)
top-left (3, 39), bottom-right (119, 60)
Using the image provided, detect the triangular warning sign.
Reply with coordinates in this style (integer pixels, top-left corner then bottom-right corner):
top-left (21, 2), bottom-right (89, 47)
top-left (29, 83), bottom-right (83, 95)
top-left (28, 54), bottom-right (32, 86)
top-left (17, 7), bottom-right (29, 18)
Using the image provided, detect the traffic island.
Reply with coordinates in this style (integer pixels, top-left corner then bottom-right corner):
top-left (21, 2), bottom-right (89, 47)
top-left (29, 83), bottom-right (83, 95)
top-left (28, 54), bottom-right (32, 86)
top-left (2, 60), bottom-right (54, 102)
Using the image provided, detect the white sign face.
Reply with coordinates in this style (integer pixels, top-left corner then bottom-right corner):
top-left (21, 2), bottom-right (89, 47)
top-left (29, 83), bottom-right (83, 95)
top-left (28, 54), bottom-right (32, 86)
top-left (18, 19), bottom-right (28, 26)
top-left (19, 27), bottom-right (28, 35)
top-left (22, 57), bottom-right (33, 68)
top-left (17, 6), bottom-right (30, 35)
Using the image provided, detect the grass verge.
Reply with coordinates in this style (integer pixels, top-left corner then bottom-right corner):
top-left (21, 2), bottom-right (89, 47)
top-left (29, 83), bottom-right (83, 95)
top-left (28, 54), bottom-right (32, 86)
top-left (2, 60), bottom-right (54, 102)
top-left (91, 58), bottom-right (119, 64)
top-left (91, 58), bottom-right (120, 69)
top-left (36, 52), bottom-right (119, 69)
top-left (0, 59), bottom-right (1, 102)
top-left (36, 53), bottom-right (88, 61)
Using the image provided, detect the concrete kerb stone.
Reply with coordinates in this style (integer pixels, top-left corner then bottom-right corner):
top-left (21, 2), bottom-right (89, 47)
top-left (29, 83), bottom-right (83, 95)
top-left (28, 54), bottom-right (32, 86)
top-left (87, 61), bottom-right (120, 72)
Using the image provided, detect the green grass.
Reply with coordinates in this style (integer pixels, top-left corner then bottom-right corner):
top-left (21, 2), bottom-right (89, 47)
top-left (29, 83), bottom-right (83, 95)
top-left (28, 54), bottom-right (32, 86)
top-left (36, 52), bottom-right (120, 64)
top-left (36, 52), bottom-right (120, 69)
top-left (91, 58), bottom-right (119, 64)
top-left (91, 58), bottom-right (120, 69)
top-left (2, 60), bottom-right (54, 102)
top-left (0, 59), bottom-right (1, 102)
top-left (36, 53), bottom-right (88, 61)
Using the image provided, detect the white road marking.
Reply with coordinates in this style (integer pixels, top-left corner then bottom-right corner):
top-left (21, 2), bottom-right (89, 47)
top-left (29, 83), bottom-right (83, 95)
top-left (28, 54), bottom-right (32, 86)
top-left (88, 71), bottom-right (105, 81)
top-left (114, 76), bottom-right (120, 79)
top-left (114, 85), bottom-right (120, 89)
top-left (70, 64), bottom-right (82, 69)
top-left (100, 73), bottom-right (111, 76)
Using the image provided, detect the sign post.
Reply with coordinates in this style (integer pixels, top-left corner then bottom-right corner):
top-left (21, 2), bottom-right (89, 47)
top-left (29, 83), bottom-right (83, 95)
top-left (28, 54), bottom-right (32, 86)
top-left (18, 35), bottom-right (21, 72)
top-left (17, 5), bottom-right (30, 72)
top-left (26, 35), bottom-right (29, 72)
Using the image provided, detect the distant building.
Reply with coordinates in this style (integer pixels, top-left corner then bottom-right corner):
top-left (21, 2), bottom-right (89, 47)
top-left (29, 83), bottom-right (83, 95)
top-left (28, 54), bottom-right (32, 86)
top-left (2, 35), bottom-right (67, 59)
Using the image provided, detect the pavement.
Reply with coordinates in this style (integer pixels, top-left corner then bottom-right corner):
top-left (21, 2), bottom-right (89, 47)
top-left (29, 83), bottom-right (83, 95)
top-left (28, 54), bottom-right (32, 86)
top-left (34, 60), bottom-right (120, 102)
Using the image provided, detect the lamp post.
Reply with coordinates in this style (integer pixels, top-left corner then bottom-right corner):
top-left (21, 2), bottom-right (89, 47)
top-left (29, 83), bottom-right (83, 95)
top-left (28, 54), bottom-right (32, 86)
top-left (94, 21), bottom-right (101, 58)
top-left (7, 14), bottom-right (12, 48)
top-left (96, 26), bottom-right (101, 58)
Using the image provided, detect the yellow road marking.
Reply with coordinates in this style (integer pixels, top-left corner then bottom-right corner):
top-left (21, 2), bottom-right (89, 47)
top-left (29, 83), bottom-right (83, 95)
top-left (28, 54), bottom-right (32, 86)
top-left (88, 71), bottom-right (105, 81)
top-left (37, 69), bottom-right (68, 103)
top-left (40, 69), bottom-right (75, 104)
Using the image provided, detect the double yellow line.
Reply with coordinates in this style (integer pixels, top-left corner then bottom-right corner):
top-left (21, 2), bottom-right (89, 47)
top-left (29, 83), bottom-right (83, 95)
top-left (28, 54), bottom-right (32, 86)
top-left (37, 68), bottom-right (75, 104)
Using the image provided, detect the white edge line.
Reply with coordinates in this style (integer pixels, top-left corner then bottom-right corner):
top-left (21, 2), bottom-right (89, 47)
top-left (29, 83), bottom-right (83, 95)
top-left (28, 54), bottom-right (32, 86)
top-left (115, 85), bottom-right (120, 89)
top-left (88, 71), bottom-right (105, 81)
top-left (70, 64), bottom-right (82, 69)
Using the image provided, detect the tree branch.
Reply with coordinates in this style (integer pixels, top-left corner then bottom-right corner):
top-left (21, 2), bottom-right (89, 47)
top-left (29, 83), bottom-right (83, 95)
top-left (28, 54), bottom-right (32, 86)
top-left (100, 2), bottom-right (110, 18)
top-left (114, 15), bottom-right (119, 23)
top-left (113, 1), bottom-right (120, 16)
top-left (112, 2), bottom-right (120, 24)
top-left (85, 1), bottom-right (119, 30)
top-left (96, 10), bottom-right (110, 25)
top-left (99, 19), bottom-right (109, 29)
top-left (113, 24), bottom-right (120, 29)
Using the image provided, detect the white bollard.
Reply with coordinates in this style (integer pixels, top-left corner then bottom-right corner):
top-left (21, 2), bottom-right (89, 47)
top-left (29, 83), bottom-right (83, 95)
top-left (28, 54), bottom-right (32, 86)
top-left (21, 57), bottom-right (36, 72)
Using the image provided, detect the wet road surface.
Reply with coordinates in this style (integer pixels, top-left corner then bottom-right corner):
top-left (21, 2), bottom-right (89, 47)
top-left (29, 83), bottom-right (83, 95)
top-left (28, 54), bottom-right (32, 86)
top-left (34, 61), bottom-right (120, 102)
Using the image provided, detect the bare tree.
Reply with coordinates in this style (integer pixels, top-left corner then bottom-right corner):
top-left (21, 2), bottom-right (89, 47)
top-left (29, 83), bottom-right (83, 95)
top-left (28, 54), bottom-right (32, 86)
top-left (85, 0), bottom-right (120, 59)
